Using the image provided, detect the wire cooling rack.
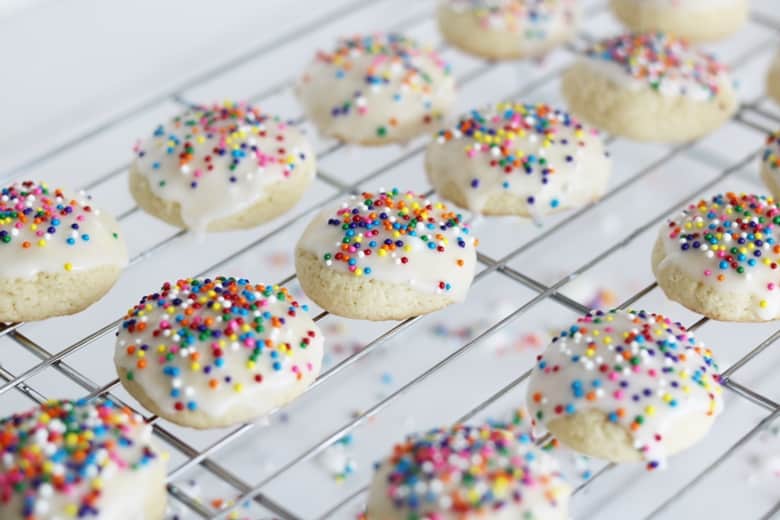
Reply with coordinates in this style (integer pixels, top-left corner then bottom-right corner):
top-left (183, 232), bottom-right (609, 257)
top-left (3, 0), bottom-right (780, 518)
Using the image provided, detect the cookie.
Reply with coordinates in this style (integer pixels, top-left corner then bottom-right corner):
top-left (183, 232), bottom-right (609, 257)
top-left (130, 101), bottom-right (316, 232)
top-left (294, 189), bottom-right (478, 321)
top-left (437, 0), bottom-right (579, 60)
top-left (0, 181), bottom-right (128, 323)
top-left (0, 399), bottom-right (166, 520)
top-left (114, 277), bottom-right (324, 429)
top-left (761, 132), bottom-right (780, 198)
top-left (366, 425), bottom-right (571, 519)
top-left (425, 102), bottom-right (611, 216)
top-left (652, 192), bottom-right (780, 322)
top-left (562, 32), bottom-right (738, 143)
top-left (296, 33), bottom-right (455, 145)
top-left (609, 0), bottom-right (748, 43)
top-left (527, 309), bottom-right (723, 468)
top-left (767, 50), bottom-right (780, 105)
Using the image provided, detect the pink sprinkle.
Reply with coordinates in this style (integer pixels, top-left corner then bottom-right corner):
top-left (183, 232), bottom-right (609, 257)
top-left (704, 269), bottom-right (712, 277)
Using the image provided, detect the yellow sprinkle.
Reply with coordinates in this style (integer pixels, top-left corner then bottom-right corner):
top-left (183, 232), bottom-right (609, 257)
top-left (64, 262), bottom-right (72, 271)
top-left (37, 239), bottom-right (46, 247)
top-left (191, 362), bottom-right (200, 371)
top-left (234, 383), bottom-right (244, 393)
top-left (760, 300), bottom-right (768, 308)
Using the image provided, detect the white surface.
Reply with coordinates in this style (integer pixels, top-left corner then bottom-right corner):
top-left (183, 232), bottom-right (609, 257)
top-left (1, 1), bottom-right (780, 519)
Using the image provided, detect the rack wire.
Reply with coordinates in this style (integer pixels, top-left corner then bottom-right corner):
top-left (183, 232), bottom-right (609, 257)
top-left (2, 0), bottom-right (780, 518)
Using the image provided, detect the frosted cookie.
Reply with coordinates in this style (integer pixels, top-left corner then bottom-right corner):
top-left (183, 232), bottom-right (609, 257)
top-left (0, 181), bottom-right (128, 323)
top-left (426, 102), bottom-right (611, 216)
top-left (437, 0), bottom-right (579, 60)
top-left (295, 189), bottom-right (478, 321)
top-left (296, 33), bottom-right (455, 145)
top-left (609, 0), bottom-right (747, 43)
top-left (767, 51), bottom-right (780, 105)
top-left (114, 277), bottom-right (324, 429)
top-left (761, 132), bottom-right (780, 198)
top-left (0, 399), bottom-right (166, 520)
top-left (366, 425), bottom-right (571, 519)
top-left (652, 193), bottom-right (780, 322)
top-left (528, 309), bottom-right (723, 468)
top-left (130, 101), bottom-right (315, 232)
top-left (562, 33), bottom-right (738, 143)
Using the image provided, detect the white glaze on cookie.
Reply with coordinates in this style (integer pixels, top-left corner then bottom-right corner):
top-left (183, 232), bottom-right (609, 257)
top-left (620, 0), bottom-right (740, 8)
top-left (0, 181), bottom-right (127, 279)
top-left (296, 189), bottom-right (477, 300)
top-left (296, 33), bottom-right (455, 143)
top-left (367, 425), bottom-right (570, 519)
top-left (0, 399), bottom-right (163, 520)
top-left (528, 309), bottom-right (723, 468)
top-left (114, 278), bottom-right (323, 421)
top-left (441, 0), bottom-right (578, 35)
top-left (580, 33), bottom-right (731, 101)
top-left (132, 102), bottom-right (315, 231)
top-left (656, 193), bottom-right (780, 320)
top-left (426, 102), bottom-right (611, 214)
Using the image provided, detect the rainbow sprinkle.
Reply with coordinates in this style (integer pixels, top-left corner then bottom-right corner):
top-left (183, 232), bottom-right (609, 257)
top-left (446, 0), bottom-right (576, 35)
top-left (316, 189), bottom-right (475, 293)
top-left (373, 424), bottom-right (569, 516)
top-left (133, 101), bottom-right (307, 190)
top-left (763, 131), bottom-right (780, 171)
top-left (0, 399), bottom-right (158, 519)
top-left (302, 33), bottom-right (452, 139)
top-left (528, 309), bottom-right (723, 469)
top-left (584, 32), bottom-right (727, 98)
top-left (115, 277), bottom-right (319, 416)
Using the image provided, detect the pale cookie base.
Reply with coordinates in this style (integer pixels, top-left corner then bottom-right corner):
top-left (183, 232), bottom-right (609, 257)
top-left (562, 62), bottom-right (738, 143)
top-left (365, 463), bottom-right (569, 520)
top-left (652, 238), bottom-right (777, 322)
top-left (295, 249), bottom-right (460, 321)
top-left (117, 366), bottom-right (317, 429)
top-left (547, 408), bottom-right (716, 463)
top-left (425, 162), bottom-right (607, 217)
top-left (767, 63), bottom-right (780, 106)
top-left (609, 0), bottom-right (747, 43)
top-left (0, 266), bottom-right (122, 322)
top-left (436, 4), bottom-right (575, 60)
top-left (0, 455), bottom-right (166, 520)
top-left (129, 165), bottom-right (314, 232)
top-left (761, 163), bottom-right (780, 199)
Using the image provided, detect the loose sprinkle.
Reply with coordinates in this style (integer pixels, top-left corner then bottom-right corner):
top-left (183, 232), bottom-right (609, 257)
top-left (763, 130), bottom-right (780, 171)
top-left (0, 399), bottom-right (158, 519)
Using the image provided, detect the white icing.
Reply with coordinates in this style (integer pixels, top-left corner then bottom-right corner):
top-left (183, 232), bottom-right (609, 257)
top-left (527, 310), bottom-right (723, 465)
top-left (580, 34), bottom-right (730, 101)
top-left (0, 181), bottom-right (127, 279)
top-left (442, 0), bottom-right (578, 36)
top-left (114, 279), bottom-right (324, 421)
top-left (296, 191), bottom-right (478, 300)
top-left (132, 103), bottom-right (315, 231)
top-left (657, 194), bottom-right (780, 321)
top-left (426, 103), bottom-right (611, 214)
top-left (620, 0), bottom-right (740, 9)
top-left (297, 34), bottom-right (455, 143)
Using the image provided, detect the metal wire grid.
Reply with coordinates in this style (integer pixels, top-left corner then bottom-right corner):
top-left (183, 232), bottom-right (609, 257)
top-left (1, 1), bottom-right (780, 518)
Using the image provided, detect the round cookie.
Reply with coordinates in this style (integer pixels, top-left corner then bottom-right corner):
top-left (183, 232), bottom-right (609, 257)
top-left (295, 189), bottom-right (478, 321)
top-left (426, 102), bottom-right (612, 216)
top-left (609, 0), bottom-right (747, 43)
top-left (114, 277), bottom-right (324, 429)
top-left (527, 309), bottom-right (723, 468)
top-left (562, 32), bottom-right (738, 143)
top-left (437, 0), bottom-right (579, 60)
top-left (761, 131), bottom-right (780, 197)
top-left (131, 101), bottom-right (316, 232)
top-left (767, 50), bottom-right (780, 106)
top-left (0, 399), bottom-right (166, 520)
top-left (366, 425), bottom-right (571, 519)
top-left (296, 33), bottom-right (455, 145)
top-left (652, 192), bottom-right (780, 322)
top-left (0, 180), bottom-right (128, 323)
